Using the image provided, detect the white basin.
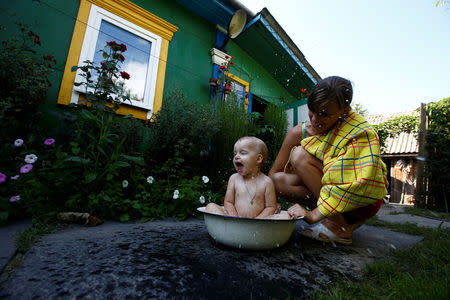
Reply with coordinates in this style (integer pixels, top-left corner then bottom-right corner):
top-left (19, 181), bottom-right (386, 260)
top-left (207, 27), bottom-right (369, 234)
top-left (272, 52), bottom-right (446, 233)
top-left (197, 207), bottom-right (303, 250)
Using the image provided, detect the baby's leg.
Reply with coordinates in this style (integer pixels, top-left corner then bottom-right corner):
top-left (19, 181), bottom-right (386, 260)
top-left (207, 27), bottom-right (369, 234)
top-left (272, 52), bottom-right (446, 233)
top-left (205, 203), bottom-right (227, 216)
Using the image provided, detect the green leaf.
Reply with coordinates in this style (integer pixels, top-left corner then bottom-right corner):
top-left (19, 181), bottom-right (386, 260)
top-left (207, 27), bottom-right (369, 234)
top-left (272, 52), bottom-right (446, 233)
top-left (121, 154), bottom-right (145, 166)
top-left (106, 173), bottom-right (113, 181)
top-left (71, 147), bottom-right (80, 155)
top-left (132, 203), bottom-right (141, 209)
top-left (111, 161), bottom-right (131, 168)
top-left (84, 172), bottom-right (97, 183)
top-left (65, 156), bottom-right (91, 164)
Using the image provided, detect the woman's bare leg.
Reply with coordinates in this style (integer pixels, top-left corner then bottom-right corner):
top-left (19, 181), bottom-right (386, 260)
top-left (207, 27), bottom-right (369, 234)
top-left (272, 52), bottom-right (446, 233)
top-left (270, 172), bottom-right (316, 206)
top-left (289, 147), bottom-right (324, 199)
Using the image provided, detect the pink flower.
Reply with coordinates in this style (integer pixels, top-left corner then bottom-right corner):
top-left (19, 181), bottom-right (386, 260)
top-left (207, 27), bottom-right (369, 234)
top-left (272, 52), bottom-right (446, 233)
top-left (20, 164), bottom-right (33, 174)
top-left (9, 195), bottom-right (20, 203)
top-left (0, 172), bottom-right (6, 183)
top-left (44, 138), bottom-right (55, 145)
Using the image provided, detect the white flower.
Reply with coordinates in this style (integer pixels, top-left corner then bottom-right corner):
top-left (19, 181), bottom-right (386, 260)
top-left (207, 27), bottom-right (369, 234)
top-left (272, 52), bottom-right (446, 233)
top-left (199, 195), bottom-right (205, 204)
top-left (24, 154), bottom-right (38, 164)
top-left (202, 176), bottom-right (209, 184)
top-left (122, 180), bottom-right (129, 188)
top-left (146, 176), bottom-right (154, 184)
top-left (14, 139), bottom-right (24, 147)
top-left (173, 189), bottom-right (179, 199)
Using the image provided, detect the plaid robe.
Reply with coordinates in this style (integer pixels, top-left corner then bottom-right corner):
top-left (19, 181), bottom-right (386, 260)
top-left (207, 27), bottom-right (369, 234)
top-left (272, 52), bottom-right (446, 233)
top-left (301, 110), bottom-right (388, 217)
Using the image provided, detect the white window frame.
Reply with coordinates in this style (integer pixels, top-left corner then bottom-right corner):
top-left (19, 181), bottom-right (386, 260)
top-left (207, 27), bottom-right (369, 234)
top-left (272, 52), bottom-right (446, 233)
top-left (72, 4), bottom-right (162, 112)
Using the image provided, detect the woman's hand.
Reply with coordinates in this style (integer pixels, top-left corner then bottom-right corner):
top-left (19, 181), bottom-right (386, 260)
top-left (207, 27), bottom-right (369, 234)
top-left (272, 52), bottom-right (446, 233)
top-left (287, 205), bottom-right (325, 224)
top-left (287, 204), bottom-right (308, 219)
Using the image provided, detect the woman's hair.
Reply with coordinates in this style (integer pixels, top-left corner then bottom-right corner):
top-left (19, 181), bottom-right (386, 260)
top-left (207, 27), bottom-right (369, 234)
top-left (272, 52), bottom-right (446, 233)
top-left (307, 76), bottom-right (353, 112)
top-left (237, 136), bottom-right (268, 167)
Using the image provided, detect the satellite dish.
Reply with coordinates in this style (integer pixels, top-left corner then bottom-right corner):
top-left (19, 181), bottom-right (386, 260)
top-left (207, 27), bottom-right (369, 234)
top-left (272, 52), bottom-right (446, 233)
top-left (228, 9), bottom-right (247, 38)
top-left (217, 9), bottom-right (247, 51)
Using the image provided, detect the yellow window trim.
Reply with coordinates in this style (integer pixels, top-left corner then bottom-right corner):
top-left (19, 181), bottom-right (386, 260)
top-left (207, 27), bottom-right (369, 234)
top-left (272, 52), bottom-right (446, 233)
top-left (57, 0), bottom-right (178, 120)
top-left (225, 72), bottom-right (250, 109)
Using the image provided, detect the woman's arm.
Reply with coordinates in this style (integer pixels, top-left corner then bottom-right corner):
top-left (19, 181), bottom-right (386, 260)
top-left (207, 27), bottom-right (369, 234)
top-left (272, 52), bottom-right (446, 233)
top-left (268, 124), bottom-right (304, 176)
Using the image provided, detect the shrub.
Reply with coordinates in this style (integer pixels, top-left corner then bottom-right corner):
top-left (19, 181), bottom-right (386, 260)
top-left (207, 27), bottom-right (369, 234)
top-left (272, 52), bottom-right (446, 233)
top-left (0, 23), bottom-right (55, 139)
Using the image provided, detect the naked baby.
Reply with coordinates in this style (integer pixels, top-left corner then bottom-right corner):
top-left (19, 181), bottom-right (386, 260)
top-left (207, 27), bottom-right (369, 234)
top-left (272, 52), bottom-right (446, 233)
top-left (205, 136), bottom-right (289, 219)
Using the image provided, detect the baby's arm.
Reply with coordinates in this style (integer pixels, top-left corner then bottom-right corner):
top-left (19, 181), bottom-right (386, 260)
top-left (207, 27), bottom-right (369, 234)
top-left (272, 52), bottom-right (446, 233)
top-left (255, 177), bottom-right (277, 219)
top-left (223, 174), bottom-right (239, 217)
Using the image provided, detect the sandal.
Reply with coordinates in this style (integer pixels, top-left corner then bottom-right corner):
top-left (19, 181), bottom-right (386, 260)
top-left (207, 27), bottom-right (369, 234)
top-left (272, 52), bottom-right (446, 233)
top-left (301, 222), bottom-right (352, 245)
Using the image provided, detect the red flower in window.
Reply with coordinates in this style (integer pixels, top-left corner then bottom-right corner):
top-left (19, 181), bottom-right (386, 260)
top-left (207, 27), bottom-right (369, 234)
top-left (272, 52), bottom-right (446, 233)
top-left (107, 41), bottom-right (118, 48)
top-left (219, 65), bottom-right (226, 70)
top-left (120, 71), bottom-right (130, 80)
top-left (300, 88), bottom-right (306, 93)
top-left (119, 43), bottom-right (127, 52)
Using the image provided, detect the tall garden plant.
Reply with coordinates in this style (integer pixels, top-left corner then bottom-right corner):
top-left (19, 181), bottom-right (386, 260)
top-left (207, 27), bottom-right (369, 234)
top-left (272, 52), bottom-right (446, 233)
top-left (423, 98), bottom-right (450, 211)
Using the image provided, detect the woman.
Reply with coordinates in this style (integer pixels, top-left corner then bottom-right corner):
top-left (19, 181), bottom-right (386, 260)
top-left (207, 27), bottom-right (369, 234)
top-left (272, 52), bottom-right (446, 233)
top-left (269, 76), bottom-right (388, 245)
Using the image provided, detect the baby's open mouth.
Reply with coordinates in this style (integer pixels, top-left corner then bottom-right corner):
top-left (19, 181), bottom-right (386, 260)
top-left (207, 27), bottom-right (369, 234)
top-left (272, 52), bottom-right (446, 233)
top-left (235, 162), bottom-right (243, 168)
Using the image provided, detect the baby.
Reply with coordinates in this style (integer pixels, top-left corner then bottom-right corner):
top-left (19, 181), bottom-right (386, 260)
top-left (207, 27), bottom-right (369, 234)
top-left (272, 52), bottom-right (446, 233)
top-left (206, 136), bottom-right (289, 219)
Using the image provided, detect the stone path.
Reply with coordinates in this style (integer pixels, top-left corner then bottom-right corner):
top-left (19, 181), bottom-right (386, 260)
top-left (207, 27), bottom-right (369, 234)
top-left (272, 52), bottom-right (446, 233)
top-left (0, 207), bottom-right (428, 299)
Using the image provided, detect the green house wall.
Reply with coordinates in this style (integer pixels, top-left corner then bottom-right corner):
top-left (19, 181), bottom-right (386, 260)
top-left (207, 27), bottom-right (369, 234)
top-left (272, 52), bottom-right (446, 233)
top-left (1, 0), bottom-right (298, 114)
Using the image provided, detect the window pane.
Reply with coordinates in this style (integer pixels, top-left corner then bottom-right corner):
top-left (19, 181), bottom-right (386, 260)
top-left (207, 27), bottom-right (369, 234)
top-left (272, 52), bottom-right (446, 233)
top-left (232, 81), bottom-right (245, 103)
top-left (93, 20), bottom-right (151, 102)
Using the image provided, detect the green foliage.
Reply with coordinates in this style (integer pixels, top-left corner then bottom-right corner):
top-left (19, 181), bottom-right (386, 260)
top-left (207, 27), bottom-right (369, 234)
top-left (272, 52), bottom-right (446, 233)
top-left (423, 97), bottom-right (450, 211)
top-left (373, 114), bottom-right (419, 153)
top-left (71, 40), bottom-right (131, 112)
top-left (314, 220), bottom-right (450, 300)
top-left (208, 93), bottom-right (258, 191)
top-left (261, 103), bottom-right (288, 170)
top-left (16, 219), bottom-right (61, 254)
top-left (0, 23), bottom-right (56, 139)
top-left (145, 90), bottom-right (219, 177)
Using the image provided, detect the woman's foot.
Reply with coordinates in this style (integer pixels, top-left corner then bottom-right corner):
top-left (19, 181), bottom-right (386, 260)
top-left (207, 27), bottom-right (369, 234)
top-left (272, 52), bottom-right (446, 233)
top-left (301, 214), bottom-right (353, 244)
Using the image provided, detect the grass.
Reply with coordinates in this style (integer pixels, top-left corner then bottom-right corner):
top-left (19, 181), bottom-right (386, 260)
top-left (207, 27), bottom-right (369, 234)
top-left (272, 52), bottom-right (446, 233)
top-left (399, 206), bottom-right (450, 220)
top-left (313, 218), bottom-right (450, 299)
top-left (15, 219), bottom-right (62, 254)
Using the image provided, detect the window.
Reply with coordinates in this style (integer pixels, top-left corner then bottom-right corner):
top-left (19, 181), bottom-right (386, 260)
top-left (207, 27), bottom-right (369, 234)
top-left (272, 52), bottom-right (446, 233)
top-left (73, 4), bottom-right (160, 111)
top-left (224, 72), bottom-right (250, 110)
top-left (58, 0), bottom-right (178, 120)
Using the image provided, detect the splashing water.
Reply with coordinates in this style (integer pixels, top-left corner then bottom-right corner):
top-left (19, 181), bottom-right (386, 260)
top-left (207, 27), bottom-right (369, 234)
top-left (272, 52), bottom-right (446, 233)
top-left (341, 226), bottom-right (346, 232)
top-left (276, 243), bottom-right (280, 248)
top-left (239, 244), bottom-right (242, 249)
top-left (367, 248), bottom-right (373, 255)
top-left (331, 241), bottom-right (336, 248)
top-left (389, 243), bottom-right (397, 250)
